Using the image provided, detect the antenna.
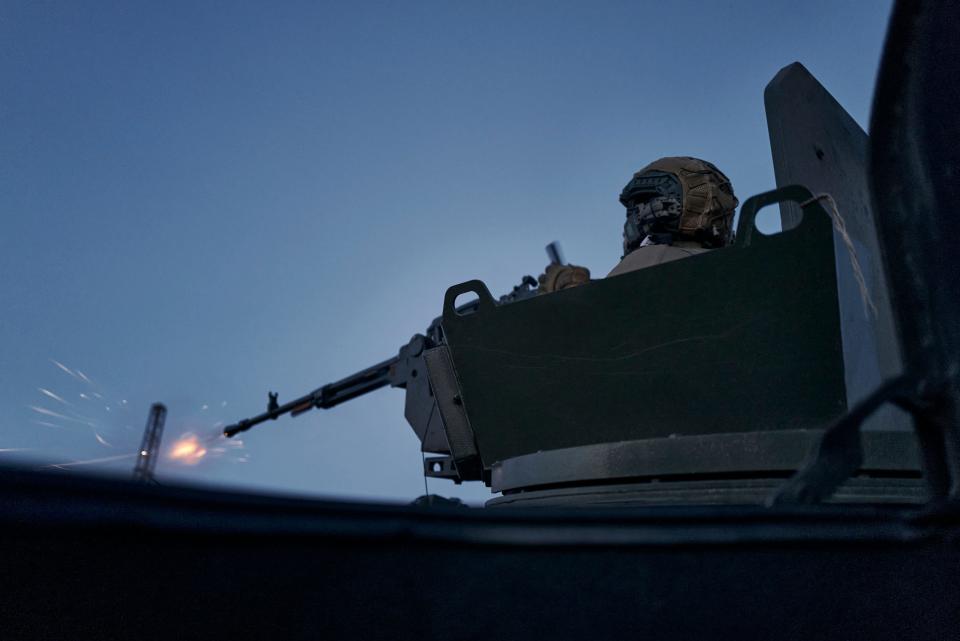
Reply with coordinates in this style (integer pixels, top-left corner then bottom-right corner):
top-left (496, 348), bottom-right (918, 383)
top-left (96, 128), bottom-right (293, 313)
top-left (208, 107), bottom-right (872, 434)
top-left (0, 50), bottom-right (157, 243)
top-left (132, 403), bottom-right (167, 483)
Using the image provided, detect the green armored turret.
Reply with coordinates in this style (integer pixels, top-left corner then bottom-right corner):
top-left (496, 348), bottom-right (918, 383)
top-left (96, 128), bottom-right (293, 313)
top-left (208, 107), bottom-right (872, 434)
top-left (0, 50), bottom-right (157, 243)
top-left (225, 64), bottom-right (925, 507)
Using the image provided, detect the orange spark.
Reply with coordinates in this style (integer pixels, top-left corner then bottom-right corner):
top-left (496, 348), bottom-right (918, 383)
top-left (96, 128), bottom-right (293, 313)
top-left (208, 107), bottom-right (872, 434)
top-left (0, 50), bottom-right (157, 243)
top-left (168, 434), bottom-right (207, 465)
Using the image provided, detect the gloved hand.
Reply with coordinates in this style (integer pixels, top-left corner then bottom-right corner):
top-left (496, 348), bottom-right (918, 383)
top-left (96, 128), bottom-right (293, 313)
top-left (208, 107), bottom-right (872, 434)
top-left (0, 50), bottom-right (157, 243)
top-left (537, 263), bottom-right (591, 294)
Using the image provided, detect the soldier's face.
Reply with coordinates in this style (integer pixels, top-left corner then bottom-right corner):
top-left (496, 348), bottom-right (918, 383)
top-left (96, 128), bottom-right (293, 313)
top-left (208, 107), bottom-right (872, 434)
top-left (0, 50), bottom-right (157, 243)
top-left (622, 196), bottom-right (651, 255)
top-left (622, 195), bottom-right (683, 255)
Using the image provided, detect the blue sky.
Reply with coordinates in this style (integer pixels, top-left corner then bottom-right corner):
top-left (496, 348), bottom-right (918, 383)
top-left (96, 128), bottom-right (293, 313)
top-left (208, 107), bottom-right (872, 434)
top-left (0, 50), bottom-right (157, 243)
top-left (1, 1), bottom-right (893, 503)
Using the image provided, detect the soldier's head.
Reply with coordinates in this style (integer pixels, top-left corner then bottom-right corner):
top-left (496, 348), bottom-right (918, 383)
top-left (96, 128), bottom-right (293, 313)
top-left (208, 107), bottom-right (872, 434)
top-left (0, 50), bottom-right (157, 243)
top-left (619, 157), bottom-right (738, 256)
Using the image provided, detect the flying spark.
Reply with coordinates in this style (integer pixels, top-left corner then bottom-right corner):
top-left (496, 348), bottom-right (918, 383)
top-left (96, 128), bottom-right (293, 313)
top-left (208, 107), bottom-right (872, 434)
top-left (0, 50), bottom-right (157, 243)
top-left (30, 406), bottom-right (74, 421)
top-left (75, 370), bottom-right (94, 385)
top-left (94, 433), bottom-right (112, 447)
top-left (45, 453), bottom-right (137, 469)
top-left (38, 388), bottom-right (69, 405)
top-left (32, 420), bottom-right (65, 429)
top-left (50, 359), bottom-right (80, 379)
top-left (29, 406), bottom-right (98, 427)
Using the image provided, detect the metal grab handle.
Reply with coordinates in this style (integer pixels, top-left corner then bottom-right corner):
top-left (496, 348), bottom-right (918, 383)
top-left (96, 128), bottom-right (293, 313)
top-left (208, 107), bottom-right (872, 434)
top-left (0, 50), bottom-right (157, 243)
top-left (443, 280), bottom-right (497, 322)
top-left (735, 184), bottom-right (819, 248)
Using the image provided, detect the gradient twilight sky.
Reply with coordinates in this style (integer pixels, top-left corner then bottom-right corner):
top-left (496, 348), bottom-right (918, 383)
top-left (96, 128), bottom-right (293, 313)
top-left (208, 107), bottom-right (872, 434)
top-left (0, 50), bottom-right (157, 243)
top-left (1, 1), bottom-right (893, 504)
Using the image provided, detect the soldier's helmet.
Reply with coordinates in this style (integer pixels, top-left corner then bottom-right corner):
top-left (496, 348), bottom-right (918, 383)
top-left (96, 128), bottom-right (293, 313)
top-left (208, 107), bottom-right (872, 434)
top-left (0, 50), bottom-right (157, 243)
top-left (619, 157), bottom-right (739, 255)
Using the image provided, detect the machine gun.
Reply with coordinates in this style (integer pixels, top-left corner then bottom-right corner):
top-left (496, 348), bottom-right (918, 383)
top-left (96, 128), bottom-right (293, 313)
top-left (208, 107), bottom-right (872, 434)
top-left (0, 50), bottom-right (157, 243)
top-left (223, 242), bottom-right (567, 482)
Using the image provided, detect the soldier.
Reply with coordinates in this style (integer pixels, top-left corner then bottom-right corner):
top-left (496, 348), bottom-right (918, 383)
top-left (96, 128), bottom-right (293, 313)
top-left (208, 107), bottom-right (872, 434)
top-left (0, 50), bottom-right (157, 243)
top-left (537, 157), bottom-right (739, 292)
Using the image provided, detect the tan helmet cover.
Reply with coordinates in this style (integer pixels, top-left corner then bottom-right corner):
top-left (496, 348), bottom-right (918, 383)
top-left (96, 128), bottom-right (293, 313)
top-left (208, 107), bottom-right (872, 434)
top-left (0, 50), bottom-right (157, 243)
top-left (628, 157), bottom-right (739, 246)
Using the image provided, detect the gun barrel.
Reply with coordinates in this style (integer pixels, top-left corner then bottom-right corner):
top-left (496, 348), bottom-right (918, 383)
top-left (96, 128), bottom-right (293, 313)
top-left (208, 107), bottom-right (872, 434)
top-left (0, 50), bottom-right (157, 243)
top-left (320, 357), bottom-right (396, 408)
top-left (223, 357), bottom-right (398, 438)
